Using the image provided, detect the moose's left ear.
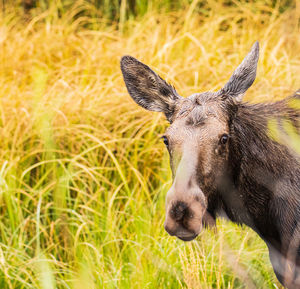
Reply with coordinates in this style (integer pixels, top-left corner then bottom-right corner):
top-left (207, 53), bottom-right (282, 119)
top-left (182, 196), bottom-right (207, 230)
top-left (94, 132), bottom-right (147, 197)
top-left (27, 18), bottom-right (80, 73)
top-left (219, 41), bottom-right (259, 101)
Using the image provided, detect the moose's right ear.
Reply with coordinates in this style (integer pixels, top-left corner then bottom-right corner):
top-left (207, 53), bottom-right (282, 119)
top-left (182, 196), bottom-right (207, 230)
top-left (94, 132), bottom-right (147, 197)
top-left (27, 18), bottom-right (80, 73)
top-left (219, 41), bottom-right (259, 101)
top-left (120, 56), bottom-right (182, 121)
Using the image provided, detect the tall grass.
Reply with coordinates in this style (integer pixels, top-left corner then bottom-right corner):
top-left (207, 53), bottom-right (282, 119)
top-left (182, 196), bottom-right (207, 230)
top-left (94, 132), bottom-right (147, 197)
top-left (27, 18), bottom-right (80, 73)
top-left (7, 0), bottom-right (296, 22)
top-left (0, 1), bottom-right (299, 288)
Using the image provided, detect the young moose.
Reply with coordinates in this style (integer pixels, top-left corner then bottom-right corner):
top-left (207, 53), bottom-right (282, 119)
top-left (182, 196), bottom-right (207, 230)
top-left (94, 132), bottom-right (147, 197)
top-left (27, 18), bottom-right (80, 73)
top-left (120, 42), bottom-right (300, 288)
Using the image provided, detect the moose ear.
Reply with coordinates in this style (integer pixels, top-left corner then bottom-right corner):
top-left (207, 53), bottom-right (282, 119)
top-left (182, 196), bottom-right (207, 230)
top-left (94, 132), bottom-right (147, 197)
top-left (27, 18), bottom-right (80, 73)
top-left (219, 41), bottom-right (259, 101)
top-left (120, 56), bottom-right (182, 121)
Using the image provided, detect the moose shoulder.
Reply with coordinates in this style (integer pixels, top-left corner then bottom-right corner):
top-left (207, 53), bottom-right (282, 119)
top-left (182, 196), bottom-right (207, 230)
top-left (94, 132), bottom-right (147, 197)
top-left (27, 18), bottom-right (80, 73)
top-left (120, 42), bottom-right (300, 288)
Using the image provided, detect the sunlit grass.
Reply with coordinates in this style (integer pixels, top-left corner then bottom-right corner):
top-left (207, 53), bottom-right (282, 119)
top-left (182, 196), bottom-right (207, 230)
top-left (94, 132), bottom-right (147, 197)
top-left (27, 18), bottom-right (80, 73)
top-left (0, 1), bottom-right (299, 288)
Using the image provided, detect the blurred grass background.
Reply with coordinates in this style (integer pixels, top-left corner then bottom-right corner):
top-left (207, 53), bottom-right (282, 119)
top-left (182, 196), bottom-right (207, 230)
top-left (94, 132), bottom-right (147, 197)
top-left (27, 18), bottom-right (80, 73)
top-left (0, 0), bottom-right (299, 288)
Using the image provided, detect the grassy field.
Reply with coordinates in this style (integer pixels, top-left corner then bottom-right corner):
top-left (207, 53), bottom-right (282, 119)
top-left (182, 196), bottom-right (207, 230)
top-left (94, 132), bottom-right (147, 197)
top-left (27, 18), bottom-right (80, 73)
top-left (0, 1), bottom-right (299, 288)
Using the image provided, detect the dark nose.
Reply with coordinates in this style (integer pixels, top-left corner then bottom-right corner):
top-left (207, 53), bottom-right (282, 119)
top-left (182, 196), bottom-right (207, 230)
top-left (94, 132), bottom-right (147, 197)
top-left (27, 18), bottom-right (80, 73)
top-left (170, 201), bottom-right (188, 222)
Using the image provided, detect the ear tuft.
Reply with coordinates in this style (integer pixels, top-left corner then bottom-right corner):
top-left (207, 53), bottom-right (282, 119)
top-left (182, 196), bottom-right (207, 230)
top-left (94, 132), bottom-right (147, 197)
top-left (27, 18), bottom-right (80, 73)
top-left (120, 56), bottom-right (181, 121)
top-left (219, 41), bottom-right (259, 101)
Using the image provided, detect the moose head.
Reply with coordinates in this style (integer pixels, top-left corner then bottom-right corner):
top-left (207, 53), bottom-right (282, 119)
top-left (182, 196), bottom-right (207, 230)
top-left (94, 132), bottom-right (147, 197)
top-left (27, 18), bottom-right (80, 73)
top-left (120, 42), bottom-right (259, 241)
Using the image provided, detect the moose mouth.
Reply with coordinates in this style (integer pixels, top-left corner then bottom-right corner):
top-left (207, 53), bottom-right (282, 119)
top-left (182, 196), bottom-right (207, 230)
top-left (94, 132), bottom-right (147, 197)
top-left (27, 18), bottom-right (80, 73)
top-left (164, 223), bottom-right (199, 241)
top-left (177, 234), bottom-right (198, 242)
top-left (174, 227), bottom-right (199, 241)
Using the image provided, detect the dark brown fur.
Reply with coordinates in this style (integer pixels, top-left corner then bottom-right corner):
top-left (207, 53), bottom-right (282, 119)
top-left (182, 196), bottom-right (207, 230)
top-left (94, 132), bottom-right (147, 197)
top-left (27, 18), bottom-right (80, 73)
top-left (209, 91), bottom-right (300, 287)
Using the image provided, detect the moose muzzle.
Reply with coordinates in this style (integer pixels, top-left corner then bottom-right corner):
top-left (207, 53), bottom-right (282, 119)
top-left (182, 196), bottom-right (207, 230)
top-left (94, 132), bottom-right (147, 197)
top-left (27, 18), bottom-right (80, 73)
top-left (164, 184), bottom-right (207, 241)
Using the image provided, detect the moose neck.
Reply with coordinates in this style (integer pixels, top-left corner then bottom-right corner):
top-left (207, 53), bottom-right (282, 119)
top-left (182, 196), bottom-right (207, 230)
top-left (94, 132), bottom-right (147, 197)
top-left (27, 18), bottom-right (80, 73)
top-left (221, 99), bottom-right (300, 246)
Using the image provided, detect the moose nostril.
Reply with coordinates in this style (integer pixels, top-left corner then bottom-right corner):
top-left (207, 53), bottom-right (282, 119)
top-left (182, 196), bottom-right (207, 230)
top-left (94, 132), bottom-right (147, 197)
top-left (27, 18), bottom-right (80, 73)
top-left (170, 201), bottom-right (188, 222)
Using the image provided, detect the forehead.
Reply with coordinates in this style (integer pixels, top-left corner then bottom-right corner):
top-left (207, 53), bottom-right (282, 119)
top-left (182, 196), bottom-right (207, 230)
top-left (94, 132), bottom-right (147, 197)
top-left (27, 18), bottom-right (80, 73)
top-left (170, 92), bottom-right (227, 127)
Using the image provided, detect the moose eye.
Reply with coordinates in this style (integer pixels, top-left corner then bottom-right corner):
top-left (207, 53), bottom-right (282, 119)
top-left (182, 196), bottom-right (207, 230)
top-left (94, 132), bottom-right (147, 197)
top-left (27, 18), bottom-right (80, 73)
top-left (162, 136), bottom-right (169, 147)
top-left (220, 134), bottom-right (229, 145)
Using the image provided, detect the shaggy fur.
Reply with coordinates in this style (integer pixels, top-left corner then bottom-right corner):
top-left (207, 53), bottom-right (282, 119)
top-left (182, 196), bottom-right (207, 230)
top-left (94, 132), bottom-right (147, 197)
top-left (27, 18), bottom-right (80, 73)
top-left (211, 91), bottom-right (300, 287)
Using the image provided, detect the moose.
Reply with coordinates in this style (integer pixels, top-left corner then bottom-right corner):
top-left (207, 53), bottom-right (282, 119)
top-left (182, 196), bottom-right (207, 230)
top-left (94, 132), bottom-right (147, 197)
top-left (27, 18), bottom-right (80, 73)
top-left (120, 42), bottom-right (300, 288)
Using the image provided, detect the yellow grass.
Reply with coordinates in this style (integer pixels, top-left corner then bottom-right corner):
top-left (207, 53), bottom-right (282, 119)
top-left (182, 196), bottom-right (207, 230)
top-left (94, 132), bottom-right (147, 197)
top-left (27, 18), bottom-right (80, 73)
top-left (0, 1), bottom-right (299, 288)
